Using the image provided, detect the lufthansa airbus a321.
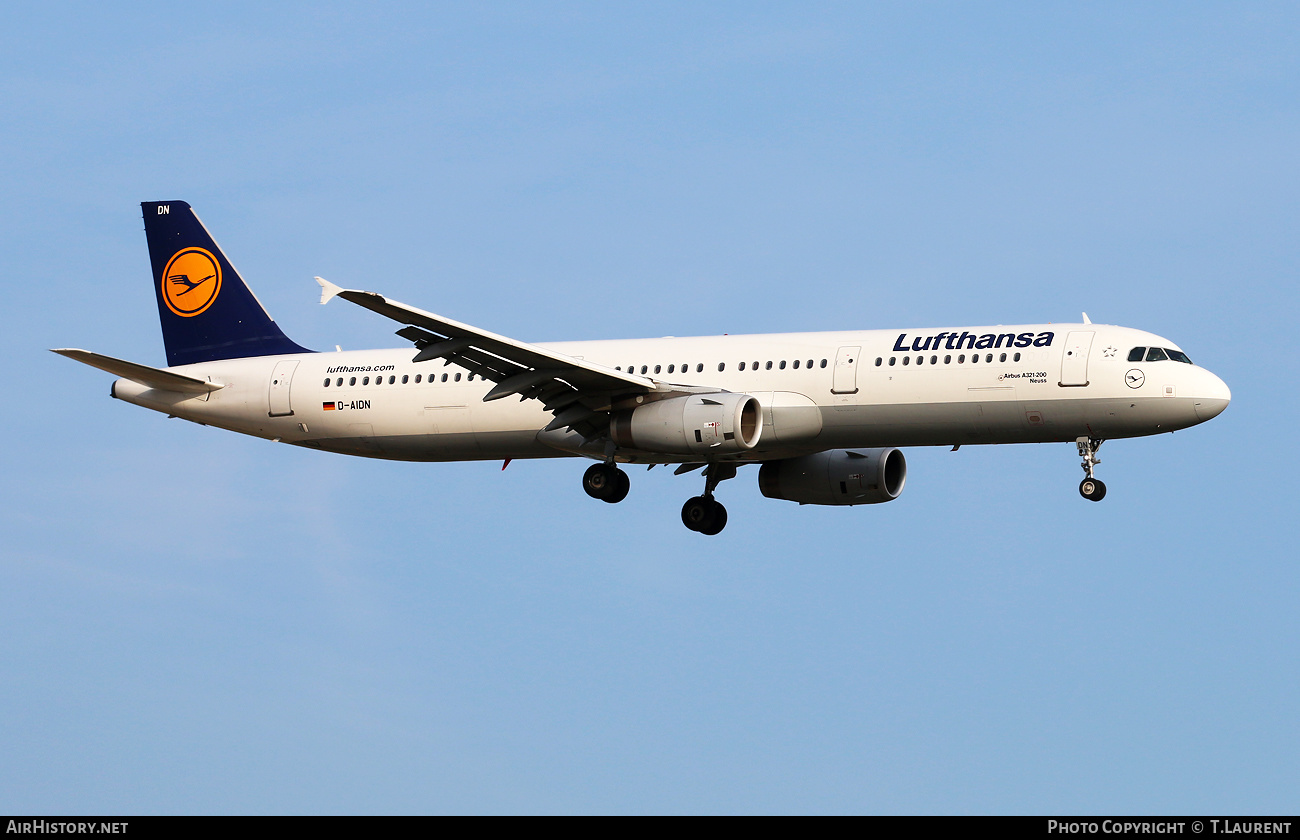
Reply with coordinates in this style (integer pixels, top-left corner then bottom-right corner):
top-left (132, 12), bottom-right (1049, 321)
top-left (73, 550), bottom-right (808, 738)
top-left (55, 201), bottom-right (1231, 535)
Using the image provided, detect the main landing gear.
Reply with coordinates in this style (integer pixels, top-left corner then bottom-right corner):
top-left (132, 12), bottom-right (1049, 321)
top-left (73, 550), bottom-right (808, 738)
top-left (1077, 436), bottom-right (1106, 502)
top-left (681, 463), bottom-right (736, 536)
top-left (580, 459), bottom-right (736, 535)
top-left (583, 462), bottom-right (629, 504)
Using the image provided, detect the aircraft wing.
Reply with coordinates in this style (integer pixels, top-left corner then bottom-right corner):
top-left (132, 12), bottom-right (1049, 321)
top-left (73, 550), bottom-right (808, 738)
top-left (316, 277), bottom-right (657, 436)
top-left (51, 349), bottom-right (224, 394)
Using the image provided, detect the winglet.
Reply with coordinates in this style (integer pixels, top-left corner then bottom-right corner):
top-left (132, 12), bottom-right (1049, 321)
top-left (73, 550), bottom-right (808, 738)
top-left (316, 276), bottom-right (344, 305)
top-left (1082, 312), bottom-right (1092, 324)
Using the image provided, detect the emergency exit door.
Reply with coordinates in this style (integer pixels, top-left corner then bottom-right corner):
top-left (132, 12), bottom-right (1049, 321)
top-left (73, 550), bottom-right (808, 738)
top-left (832, 346), bottom-right (860, 394)
top-left (1059, 331), bottom-right (1094, 387)
top-left (268, 360), bottom-right (300, 417)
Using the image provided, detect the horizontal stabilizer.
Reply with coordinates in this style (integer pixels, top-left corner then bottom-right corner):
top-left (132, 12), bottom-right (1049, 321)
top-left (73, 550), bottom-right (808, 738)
top-left (51, 349), bottom-right (223, 394)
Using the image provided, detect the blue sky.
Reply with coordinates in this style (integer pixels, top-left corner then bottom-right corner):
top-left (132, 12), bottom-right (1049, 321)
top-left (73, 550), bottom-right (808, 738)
top-left (2, 2), bottom-right (1297, 814)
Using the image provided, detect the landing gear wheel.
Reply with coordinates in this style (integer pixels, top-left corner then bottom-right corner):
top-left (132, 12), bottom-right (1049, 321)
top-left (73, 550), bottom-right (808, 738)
top-left (681, 496), bottom-right (710, 530)
top-left (583, 463), bottom-right (623, 501)
top-left (1075, 437), bottom-right (1107, 502)
top-left (1079, 477), bottom-right (1107, 502)
top-left (603, 468), bottom-right (631, 504)
top-left (698, 502), bottom-right (727, 536)
top-left (681, 496), bottom-right (727, 535)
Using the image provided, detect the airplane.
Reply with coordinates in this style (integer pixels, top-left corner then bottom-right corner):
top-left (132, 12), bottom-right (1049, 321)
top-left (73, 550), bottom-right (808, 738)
top-left (54, 201), bottom-right (1232, 535)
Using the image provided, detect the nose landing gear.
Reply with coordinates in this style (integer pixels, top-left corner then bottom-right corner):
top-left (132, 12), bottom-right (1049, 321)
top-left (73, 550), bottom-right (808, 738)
top-left (1076, 436), bottom-right (1106, 501)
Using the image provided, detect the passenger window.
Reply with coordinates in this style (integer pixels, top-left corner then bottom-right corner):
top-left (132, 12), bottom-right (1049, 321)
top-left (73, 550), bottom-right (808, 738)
top-left (1013, 353), bottom-right (1021, 362)
top-left (807, 360), bottom-right (814, 369)
top-left (454, 373), bottom-right (462, 382)
top-left (999, 353), bottom-right (1006, 363)
top-left (441, 373), bottom-right (448, 382)
top-left (654, 365), bottom-right (661, 374)
top-left (779, 360), bottom-right (787, 370)
top-left (985, 354), bottom-right (993, 363)
top-left (944, 355), bottom-right (951, 364)
top-left (958, 355), bottom-right (965, 364)
top-left (336, 378), bottom-right (343, 386)
top-left (1145, 347), bottom-right (1168, 362)
top-left (889, 357), bottom-right (896, 366)
top-left (696, 364), bottom-right (704, 373)
top-left (349, 377), bottom-right (356, 386)
top-left (916, 356), bottom-right (923, 365)
top-left (902, 356), bottom-right (910, 366)
top-left (389, 375), bottom-right (396, 384)
top-left (323, 378), bottom-right (330, 387)
top-left (875, 357), bottom-right (882, 366)
top-left (765, 361), bottom-right (773, 370)
top-left (640, 365), bottom-right (648, 374)
top-left (820, 359), bottom-right (828, 368)
top-left (415, 375), bottom-right (421, 383)
top-left (1128, 347), bottom-right (1146, 362)
top-left (401, 375), bottom-right (409, 384)
top-left (739, 362), bottom-right (746, 371)
top-left (363, 376), bottom-right (370, 385)
top-left (667, 364), bottom-right (675, 374)
top-left (718, 363), bottom-right (725, 372)
top-left (930, 355), bottom-right (937, 365)
top-left (971, 355), bottom-right (978, 364)
top-left (793, 360), bottom-right (801, 369)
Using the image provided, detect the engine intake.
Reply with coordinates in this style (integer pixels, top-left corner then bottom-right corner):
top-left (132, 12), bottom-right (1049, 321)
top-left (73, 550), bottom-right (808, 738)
top-left (758, 448), bottom-right (907, 506)
top-left (610, 393), bottom-right (762, 456)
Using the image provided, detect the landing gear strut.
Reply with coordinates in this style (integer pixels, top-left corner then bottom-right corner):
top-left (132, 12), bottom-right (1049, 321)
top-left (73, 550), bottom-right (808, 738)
top-left (1076, 436), bottom-right (1106, 502)
top-left (681, 463), bottom-right (736, 535)
top-left (583, 462), bottom-right (629, 504)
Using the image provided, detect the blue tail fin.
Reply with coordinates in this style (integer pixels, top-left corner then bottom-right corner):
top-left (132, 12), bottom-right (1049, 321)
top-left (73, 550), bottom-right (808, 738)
top-left (142, 201), bottom-right (312, 366)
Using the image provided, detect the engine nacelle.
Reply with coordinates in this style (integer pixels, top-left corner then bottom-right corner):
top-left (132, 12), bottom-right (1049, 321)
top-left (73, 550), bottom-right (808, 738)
top-left (758, 448), bottom-right (907, 506)
top-left (610, 393), bottom-right (762, 456)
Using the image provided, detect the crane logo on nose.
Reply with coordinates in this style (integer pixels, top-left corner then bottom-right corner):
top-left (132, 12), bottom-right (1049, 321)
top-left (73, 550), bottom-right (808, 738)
top-left (1125, 369), bottom-right (1145, 389)
top-left (161, 247), bottom-right (222, 317)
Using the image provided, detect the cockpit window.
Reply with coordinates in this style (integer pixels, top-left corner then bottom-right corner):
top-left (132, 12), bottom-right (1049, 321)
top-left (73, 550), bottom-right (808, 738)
top-left (1145, 347), bottom-right (1169, 362)
top-left (1165, 348), bottom-right (1193, 365)
top-left (1128, 347), bottom-right (1146, 362)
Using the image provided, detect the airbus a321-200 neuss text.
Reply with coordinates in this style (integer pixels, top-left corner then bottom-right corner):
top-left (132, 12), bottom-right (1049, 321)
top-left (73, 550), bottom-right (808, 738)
top-left (56, 202), bottom-right (1232, 535)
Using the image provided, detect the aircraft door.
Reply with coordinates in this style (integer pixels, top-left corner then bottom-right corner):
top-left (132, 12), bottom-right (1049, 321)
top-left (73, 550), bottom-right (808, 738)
top-left (1058, 331), bottom-right (1094, 387)
top-left (268, 360), bottom-right (300, 416)
top-left (831, 346), bottom-right (861, 395)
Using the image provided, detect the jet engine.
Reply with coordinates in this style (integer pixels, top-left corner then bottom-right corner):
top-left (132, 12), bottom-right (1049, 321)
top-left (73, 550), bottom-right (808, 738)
top-left (610, 393), bottom-right (762, 456)
top-left (758, 448), bottom-right (907, 506)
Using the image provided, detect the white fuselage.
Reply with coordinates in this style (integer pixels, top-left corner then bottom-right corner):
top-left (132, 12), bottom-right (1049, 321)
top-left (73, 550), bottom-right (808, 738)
top-left (111, 323), bottom-right (1231, 464)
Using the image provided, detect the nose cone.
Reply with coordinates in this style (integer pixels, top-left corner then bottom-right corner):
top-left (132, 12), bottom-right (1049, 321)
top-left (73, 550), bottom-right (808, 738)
top-left (1194, 370), bottom-right (1231, 422)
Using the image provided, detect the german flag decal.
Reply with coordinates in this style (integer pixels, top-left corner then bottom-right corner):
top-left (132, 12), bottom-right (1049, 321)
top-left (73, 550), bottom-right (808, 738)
top-left (323, 401), bottom-right (337, 411)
